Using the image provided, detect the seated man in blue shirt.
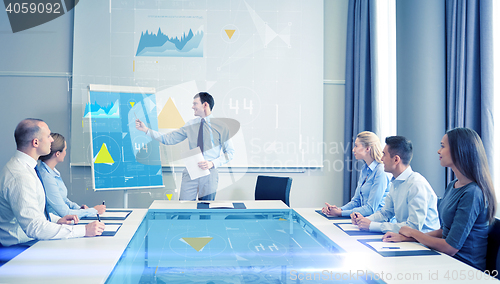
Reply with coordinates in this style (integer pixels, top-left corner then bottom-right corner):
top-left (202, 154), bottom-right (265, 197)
top-left (351, 136), bottom-right (440, 233)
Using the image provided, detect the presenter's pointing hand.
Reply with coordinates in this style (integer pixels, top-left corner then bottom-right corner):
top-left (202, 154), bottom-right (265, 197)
top-left (135, 119), bottom-right (148, 133)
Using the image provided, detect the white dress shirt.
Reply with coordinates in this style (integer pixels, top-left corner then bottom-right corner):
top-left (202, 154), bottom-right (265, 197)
top-left (0, 151), bottom-right (85, 246)
top-left (367, 166), bottom-right (440, 233)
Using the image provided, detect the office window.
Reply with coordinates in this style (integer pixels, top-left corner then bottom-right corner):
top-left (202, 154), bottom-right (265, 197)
top-left (374, 0), bottom-right (397, 141)
top-left (493, 0), bottom-right (500, 214)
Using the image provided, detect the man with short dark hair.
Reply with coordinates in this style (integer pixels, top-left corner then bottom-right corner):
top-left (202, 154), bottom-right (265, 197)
top-left (0, 119), bottom-right (105, 249)
top-left (136, 92), bottom-right (234, 200)
top-left (351, 136), bottom-right (440, 233)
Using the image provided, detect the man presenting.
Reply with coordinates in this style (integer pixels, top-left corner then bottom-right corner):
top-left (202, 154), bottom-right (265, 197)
top-left (136, 92), bottom-right (234, 200)
top-left (351, 136), bottom-right (440, 233)
top-left (0, 119), bottom-right (105, 248)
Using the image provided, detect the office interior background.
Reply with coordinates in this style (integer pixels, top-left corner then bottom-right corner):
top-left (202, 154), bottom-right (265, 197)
top-left (0, 0), bottom-right (499, 213)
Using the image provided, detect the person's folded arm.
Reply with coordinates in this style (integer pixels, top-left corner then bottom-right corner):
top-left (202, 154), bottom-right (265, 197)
top-left (368, 193), bottom-right (395, 232)
top-left (400, 227), bottom-right (458, 256)
top-left (43, 175), bottom-right (97, 218)
top-left (63, 195), bottom-right (80, 210)
top-left (340, 187), bottom-right (362, 216)
top-left (344, 169), bottom-right (389, 217)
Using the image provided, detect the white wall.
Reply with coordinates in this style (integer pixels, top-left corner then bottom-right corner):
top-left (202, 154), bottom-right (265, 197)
top-left (396, 0), bottom-right (446, 196)
top-left (198, 0), bottom-right (349, 208)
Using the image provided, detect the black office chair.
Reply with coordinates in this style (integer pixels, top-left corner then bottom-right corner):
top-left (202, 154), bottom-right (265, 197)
top-left (486, 218), bottom-right (500, 276)
top-left (224, 176), bottom-right (292, 220)
top-left (254, 175), bottom-right (292, 207)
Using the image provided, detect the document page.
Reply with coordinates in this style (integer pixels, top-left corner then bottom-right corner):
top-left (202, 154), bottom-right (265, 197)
top-left (367, 241), bottom-right (431, 252)
top-left (209, 202), bottom-right (234, 208)
top-left (103, 224), bottom-right (121, 233)
top-left (337, 223), bottom-right (361, 231)
top-left (181, 147), bottom-right (210, 180)
top-left (75, 224), bottom-right (121, 233)
top-left (99, 212), bottom-right (130, 218)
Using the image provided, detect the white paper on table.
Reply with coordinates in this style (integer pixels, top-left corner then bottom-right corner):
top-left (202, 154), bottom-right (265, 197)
top-left (103, 224), bottom-right (121, 233)
top-left (99, 212), bottom-right (130, 218)
top-left (367, 241), bottom-right (431, 252)
top-left (77, 219), bottom-right (123, 225)
top-left (75, 224), bottom-right (121, 232)
top-left (180, 147), bottom-right (210, 180)
top-left (76, 219), bottom-right (93, 224)
top-left (337, 223), bottom-right (361, 231)
top-left (209, 202), bottom-right (234, 209)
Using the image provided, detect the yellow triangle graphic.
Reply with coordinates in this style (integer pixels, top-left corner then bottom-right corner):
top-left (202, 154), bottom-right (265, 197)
top-left (130, 102), bottom-right (135, 107)
top-left (94, 143), bottom-right (114, 164)
top-left (278, 218), bottom-right (287, 221)
top-left (225, 29), bottom-right (236, 39)
top-left (158, 97), bottom-right (185, 129)
top-left (166, 194), bottom-right (173, 200)
top-left (181, 237), bottom-right (213, 252)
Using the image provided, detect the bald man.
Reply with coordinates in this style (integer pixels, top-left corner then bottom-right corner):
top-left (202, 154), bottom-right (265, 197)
top-left (0, 118), bottom-right (104, 248)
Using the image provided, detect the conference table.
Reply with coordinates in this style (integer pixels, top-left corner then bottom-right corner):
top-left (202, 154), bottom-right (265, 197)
top-left (0, 200), bottom-right (496, 283)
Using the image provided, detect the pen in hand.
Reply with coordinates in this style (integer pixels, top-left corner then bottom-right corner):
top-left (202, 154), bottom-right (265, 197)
top-left (97, 214), bottom-right (101, 222)
top-left (353, 212), bottom-right (359, 225)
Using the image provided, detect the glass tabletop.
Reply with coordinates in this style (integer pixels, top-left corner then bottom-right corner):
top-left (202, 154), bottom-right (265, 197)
top-left (105, 209), bottom-right (384, 284)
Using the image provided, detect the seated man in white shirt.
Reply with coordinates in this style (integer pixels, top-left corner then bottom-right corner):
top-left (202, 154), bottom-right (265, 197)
top-left (351, 136), bottom-right (440, 233)
top-left (0, 118), bottom-right (105, 250)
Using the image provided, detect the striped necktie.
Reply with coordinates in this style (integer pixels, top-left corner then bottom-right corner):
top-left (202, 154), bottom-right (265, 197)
top-left (34, 165), bottom-right (50, 221)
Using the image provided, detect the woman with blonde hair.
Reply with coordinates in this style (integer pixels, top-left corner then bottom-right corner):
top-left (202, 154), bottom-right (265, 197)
top-left (322, 131), bottom-right (390, 217)
top-left (38, 133), bottom-right (106, 218)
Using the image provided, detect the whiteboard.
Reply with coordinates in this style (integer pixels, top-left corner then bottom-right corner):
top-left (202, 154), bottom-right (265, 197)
top-left (71, 0), bottom-right (324, 168)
